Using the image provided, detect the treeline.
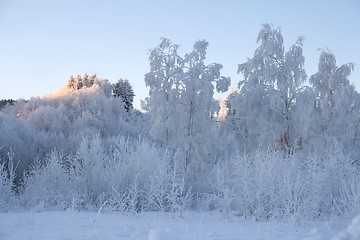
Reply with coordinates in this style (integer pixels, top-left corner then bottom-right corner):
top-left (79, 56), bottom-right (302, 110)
top-left (0, 24), bottom-right (359, 219)
top-left (0, 99), bottom-right (16, 110)
top-left (142, 24), bottom-right (360, 167)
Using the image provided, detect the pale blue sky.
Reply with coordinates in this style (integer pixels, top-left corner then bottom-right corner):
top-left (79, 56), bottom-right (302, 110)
top-left (0, 0), bottom-right (359, 109)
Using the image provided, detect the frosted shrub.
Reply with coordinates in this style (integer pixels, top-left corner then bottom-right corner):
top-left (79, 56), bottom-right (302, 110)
top-left (145, 163), bottom-right (169, 211)
top-left (211, 147), bottom-right (358, 220)
top-left (14, 132), bottom-right (358, 219)
top-left (69, 136), bottom-right (161, 209)
top-left (106, 137), bottom-right (169, 210)
top-left (70, 135), bottom-right (110, 208)
top-left (22, 135), bottom-right (114, 210)
top-left (337, 173), bottom-right (360, 216)
top-left (209, 168), bottom-right (236, 217)
top-left (166, 172), bottom-right (193, 217)
top-left (21, 150), bottom-right (75, 210)
top-left (301, 146), bottom-right (356, 218)
top-left (144, 169), bottom-right (193, 215)
top-left (19, 136), bottom-right (169, 211)
top-left (108, 187), bottom-right (128, 212)
top-left (126, 179), bottom-right (141, 213)
top-left (107, 179), bottom-right (142, 214)
top-left (0, 149), bottom-right (18, 211)
top-left (104, 137), bottom-right (194, 214)
top-left (275, 159), bottom-right (309, 218)
top-left (215, 150), bottom-right (288, 219)
top-left (65, 135), bottom-right (181, 212)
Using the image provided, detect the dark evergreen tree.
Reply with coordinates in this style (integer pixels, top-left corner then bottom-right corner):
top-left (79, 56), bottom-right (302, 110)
top-left (112, 78), bottom-right (135, 111)
top-left (0, 99), bottom-right (16, 110)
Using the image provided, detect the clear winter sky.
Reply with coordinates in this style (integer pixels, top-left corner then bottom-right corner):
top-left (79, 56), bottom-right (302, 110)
top-left (0, 0), bottom-right (359, 109)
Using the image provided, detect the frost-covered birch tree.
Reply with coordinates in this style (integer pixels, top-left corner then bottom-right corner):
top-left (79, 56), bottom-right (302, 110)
top-left (145, 38), bottom-right (184, 146)
top-left (227, 24), bottom-right (307, 152)
top-left (180, 40), bottom-right (230, 171)
top-left (145, 39), bottom-right (230, 172)
top-left (309, 50), bottom-right (359, 155)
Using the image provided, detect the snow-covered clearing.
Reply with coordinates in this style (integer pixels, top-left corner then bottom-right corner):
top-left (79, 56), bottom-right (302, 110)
top-left (0, 211), bottom-right (358, 240)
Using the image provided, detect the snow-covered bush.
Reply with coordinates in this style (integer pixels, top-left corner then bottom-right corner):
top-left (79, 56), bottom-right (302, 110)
top-left (106, 137), bottom-right (193, 215)
top-left (20, 150), bottom-right (75, 210)
top-left (19, 134), bottom-right (194, 214)
top-left (0, 149), bottom-right (18, 211)
top-left (166, 172), bottom-right (193, 217)
top-left (0, 112), bottom-right (49, 176)
top-left (209, 146), bottom-right (357, 220)
top-left (145, 161), bottom-right (170, 212)
top-left (18, 133), bottom-right (357, 220)
top-left (337, 173), bottom-right (360, 216)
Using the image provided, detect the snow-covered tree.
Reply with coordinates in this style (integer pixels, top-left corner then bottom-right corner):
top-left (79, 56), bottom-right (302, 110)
top-left (66, 73), bottom-right (97, 91)
top-left (227, 24), bottom-right (307, 152)
top-left (181, 40), bottom-right (230, 170)
top-left (309, 50), bottom-right (359, 156)
top-left (66, 75), bottom-right (76, 90)
top-left (112, 78), bottom-right (135, 111)
top-left (145, 38), bottom-right (230, 172)
top-left (0, 74), bottom-right (148, 177)
top-left (145, 38), bottom-right (184, 146)
top-left (280, 38), bottom-right (309, 151)
top-left (309, 50), bottom-right (355, 115)
top-left (0, 99), bottom-right (16, 111)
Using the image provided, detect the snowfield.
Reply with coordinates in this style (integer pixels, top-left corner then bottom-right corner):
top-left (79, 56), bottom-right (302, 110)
top-left (0, 211), bottom-right (359, 240)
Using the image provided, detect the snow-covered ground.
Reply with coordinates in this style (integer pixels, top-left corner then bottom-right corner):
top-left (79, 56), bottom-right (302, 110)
top-left (0, 211), bottom-right (358, 240)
